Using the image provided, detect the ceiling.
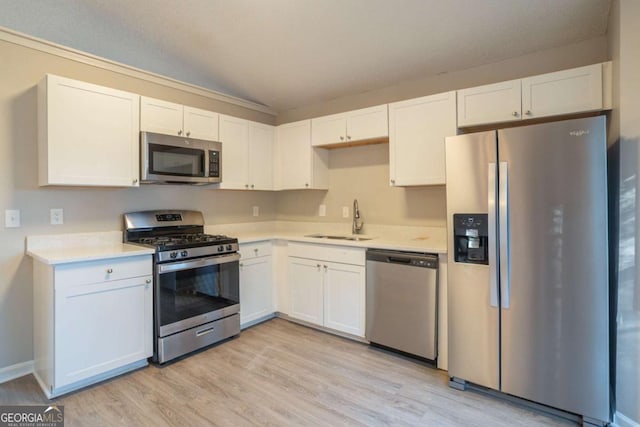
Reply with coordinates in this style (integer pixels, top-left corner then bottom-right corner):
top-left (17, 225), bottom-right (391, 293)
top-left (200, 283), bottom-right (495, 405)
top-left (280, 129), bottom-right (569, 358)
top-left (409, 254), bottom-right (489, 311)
top-left (0, 0), bottom-right (611, 112)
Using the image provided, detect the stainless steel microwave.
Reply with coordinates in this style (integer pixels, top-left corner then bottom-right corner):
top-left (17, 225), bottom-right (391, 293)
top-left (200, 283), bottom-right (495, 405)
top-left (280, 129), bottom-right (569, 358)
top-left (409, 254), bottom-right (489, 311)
top-left (140, 131), bottom-right (221, 185)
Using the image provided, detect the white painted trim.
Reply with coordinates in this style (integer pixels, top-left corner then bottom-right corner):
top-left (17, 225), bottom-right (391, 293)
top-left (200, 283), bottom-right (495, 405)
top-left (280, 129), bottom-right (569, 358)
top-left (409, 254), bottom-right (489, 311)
top-left (615, 411), bottom-right (640, 427)
top-left (0, 26), bottom-right (276, 116)
top-left (0, 360), bottom-right (34, 384)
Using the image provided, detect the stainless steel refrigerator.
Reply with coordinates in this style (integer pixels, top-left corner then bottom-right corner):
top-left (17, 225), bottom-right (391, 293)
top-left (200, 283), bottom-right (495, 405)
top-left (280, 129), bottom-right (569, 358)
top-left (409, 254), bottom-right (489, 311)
top-left (445, 116), bottom-right (609, 424)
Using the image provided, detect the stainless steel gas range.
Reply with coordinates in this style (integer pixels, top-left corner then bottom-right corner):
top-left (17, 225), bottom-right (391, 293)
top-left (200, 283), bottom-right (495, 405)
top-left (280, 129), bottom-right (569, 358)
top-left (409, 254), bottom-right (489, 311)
top-left (124, 210), bottom-right (240, 363)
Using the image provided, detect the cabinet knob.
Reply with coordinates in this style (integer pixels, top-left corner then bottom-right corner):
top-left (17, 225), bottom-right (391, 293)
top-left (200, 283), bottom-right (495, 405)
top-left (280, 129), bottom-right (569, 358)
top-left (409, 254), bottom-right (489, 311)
top-left (340, 136), bottom-right (344, 141)
top-left (305, 183), bottom-right (309, 187)
top-left (347, 135), bottom-right (351, 140)
top-left (186, 131), bottom-right (191, 137)
top-left (132, 178), bottom-right (138, 184)
top-left (245, 184), bottom-right (249, 188)
top-left (324, 265), bottom-right (328, 271)
top-left (254, 248), bottom-right (259, 255)
top-left (106, 268), bottom-right (113, 274)
top-left (512, 111), bottom-right (519, 117)
top-left (316, 264), bottom-right (321, 270)
top-left (240, 263), bottom-right (244, 268)
top-left (525, 110), bottom-right (532, 116)
top-left (390, 179), bottom-right (395, 185)
top-left (145, 279), bottom-right (151, 284)
top-left (251, 184), bottom-right (254, 189)
top-left (178, 130), bottom-right (183, 135)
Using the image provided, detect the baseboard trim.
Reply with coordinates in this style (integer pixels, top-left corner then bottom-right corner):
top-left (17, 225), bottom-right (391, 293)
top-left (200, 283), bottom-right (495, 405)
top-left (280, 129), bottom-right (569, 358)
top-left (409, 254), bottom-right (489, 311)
top-left (615, 411), bottom-right (640, 427)
top-left (0, 360), bottom-right (34, 384)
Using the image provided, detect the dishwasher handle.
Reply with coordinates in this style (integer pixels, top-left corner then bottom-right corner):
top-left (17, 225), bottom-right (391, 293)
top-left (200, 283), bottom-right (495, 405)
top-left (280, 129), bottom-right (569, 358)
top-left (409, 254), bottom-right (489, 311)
top-left (366, 249), bottom-right (438, 268)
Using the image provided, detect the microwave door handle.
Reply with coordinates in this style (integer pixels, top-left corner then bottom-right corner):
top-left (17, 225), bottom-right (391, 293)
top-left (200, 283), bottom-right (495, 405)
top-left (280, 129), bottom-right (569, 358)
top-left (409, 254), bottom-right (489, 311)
top-left (157, 253), bottom-right (240, 274)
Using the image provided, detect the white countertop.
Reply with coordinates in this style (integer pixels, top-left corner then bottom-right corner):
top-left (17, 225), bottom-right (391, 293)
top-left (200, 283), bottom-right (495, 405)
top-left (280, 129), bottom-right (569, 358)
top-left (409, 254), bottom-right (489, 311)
top-left (205, 221), bottom-right (447, 254)
top-left (234, 231), bottom-right (446, 254)
top-left (26, 223), bottom-right (447, 265)
top-left (26, 231), bottom-right (155, 265)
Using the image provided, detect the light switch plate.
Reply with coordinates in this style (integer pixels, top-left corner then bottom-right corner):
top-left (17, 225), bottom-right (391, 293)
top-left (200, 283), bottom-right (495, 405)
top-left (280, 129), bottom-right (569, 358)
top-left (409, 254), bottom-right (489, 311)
top-left (50, 208), bottom-right (64, 225)
top-left (342, 206), bottom-right (349, 218)
top-left (5, 210), bottom-right (20, 228)
top-left (252, 206), bottom-right (259, 217)
top-left (319, 205), bottom-right (326, 217)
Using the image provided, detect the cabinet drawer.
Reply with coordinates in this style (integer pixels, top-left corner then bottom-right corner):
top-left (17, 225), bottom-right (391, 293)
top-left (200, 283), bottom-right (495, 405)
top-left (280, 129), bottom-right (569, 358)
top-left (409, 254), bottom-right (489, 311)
top-left (55, 255), bottom-right (152, 289)
top-left (288, 242), bottom-right (365, 266)
top-left (239, 241), bottom-right (272, 259)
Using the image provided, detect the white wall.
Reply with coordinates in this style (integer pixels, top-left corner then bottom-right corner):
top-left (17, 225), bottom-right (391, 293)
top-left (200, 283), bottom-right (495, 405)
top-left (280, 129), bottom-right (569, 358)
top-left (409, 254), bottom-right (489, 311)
top-left (608, 1), bottom-right (640, 425)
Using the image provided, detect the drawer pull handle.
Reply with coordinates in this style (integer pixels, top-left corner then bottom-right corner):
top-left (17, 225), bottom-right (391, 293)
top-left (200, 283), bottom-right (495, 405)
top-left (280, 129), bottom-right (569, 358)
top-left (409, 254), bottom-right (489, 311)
top-left (196, 327), bottom-right (215, 337)
top-left (106, 268), bottom-right (113, 274)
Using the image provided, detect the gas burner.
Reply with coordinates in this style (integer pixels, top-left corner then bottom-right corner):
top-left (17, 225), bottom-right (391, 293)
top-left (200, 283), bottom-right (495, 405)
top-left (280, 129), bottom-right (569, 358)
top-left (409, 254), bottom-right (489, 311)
top-left (123, 211), bottom-right (239, 263)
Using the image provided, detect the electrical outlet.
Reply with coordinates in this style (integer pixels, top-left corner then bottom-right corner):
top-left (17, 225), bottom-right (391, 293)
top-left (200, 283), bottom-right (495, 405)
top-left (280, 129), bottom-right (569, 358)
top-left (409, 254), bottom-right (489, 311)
top-left (252, 206), bottom-right (259, 217)
top-left (342, 206), bottom-right (349, 218)
top-left (318, 204), bottom-right (326, 217)
top-left (5, 210), bottom-right (20, 228)
top-left (50, 208), bottom-right (64, 225)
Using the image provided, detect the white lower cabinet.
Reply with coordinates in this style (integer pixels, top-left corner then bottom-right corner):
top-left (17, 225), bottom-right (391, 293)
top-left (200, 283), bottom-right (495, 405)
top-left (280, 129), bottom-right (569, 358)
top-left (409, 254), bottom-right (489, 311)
top-left (239, 242), bottom-right (275, 326)
top-left (287, 243), bottom-right (365, 337)
top-left (33, 255), bottom-right (153, 398)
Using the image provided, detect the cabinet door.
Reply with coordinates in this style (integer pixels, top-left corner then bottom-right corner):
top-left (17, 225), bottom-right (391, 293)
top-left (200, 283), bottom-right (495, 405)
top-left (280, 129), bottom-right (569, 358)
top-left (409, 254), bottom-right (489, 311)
top-left (346, 105), bottom-right (388, 142)
top-left (389, 92), bottom-right (457, 186)
top-left (311, 114), bottom-right (346, 146)
top-left (457, 80), bottom-right (522, 127)
top-left (276, 120), bottom-right (312, 189)
top-left (239, 256), bottom-right (274, 326)
top-left (55, 275), bottom-right (152, 388)
top-left (288, 257), bottom-right (323, 326)
top-left (323, 262), bottom-right (365, 337)
top-left (140, 96), bottom-right (184, 136)
top-left (219, 115), bottom-right (249, 189)
top-left (183, 106), bottom-right (219, 141)
top-left (39, 75), bottom-right (140, 187)
top-left (521, 63), bottom-right (602, 119)
top-left (248, 122), bottom-right (275, 190)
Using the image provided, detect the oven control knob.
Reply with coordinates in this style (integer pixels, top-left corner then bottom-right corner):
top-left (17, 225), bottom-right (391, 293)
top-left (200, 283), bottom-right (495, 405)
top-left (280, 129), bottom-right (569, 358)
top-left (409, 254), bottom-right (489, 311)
top-left (217, 246), bottom-right (224, 252)
top-left (181, 250), bottom-right (188, 257)
top-left (226, 244), bottom-right (232, 251)
top-left (170, 252), bottom-right (178, 259)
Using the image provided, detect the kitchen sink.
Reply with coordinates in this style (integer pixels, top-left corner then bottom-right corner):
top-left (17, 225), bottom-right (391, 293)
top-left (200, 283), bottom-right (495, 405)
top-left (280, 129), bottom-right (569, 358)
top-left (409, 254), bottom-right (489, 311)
top-left (305, 233), bottom-right (372, 241)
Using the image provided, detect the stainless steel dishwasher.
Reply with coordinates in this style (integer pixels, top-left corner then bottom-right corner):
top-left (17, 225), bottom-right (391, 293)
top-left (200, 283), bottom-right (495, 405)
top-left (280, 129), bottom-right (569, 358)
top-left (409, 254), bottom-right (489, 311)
top-left (366, 249), bottom-right (438, 361)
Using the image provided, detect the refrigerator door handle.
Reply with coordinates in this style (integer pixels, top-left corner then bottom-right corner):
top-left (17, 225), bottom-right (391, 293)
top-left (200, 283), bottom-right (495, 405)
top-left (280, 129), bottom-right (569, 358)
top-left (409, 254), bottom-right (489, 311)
top-left (488, 162), bottom-right (498, 308)
top-left (499, 161), bottom-right (510, 308)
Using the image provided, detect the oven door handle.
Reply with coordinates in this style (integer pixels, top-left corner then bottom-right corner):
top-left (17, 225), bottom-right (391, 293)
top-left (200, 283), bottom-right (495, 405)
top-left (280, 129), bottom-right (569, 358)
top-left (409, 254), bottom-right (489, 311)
top-left (157, 252), bottom-right (240, 274)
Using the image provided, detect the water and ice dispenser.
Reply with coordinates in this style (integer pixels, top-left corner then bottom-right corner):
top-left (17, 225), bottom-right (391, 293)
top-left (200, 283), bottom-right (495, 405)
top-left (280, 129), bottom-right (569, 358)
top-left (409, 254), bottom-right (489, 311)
top-left (453, 214), bottom-right (489, 265)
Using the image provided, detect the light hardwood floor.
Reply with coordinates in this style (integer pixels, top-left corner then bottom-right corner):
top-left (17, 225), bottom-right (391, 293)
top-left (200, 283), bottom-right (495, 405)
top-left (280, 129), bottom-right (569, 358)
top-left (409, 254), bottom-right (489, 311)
top-left (1, 318), bottom-right (574, 426)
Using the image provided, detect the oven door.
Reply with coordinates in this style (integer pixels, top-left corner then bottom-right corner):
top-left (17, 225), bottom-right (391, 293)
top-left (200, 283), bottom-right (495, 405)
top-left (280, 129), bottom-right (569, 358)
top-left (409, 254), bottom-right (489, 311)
top-left (155, 252), bottom-right (240, 337)
top-left (141, 131), bottom-right (220, 184)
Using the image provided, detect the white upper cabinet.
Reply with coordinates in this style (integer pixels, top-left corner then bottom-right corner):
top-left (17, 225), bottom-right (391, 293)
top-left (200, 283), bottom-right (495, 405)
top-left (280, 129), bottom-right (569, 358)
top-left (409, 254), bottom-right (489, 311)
top-left (457, 62), bottom-right (611, 127)
top-left (521, 63), bottom-right (603, 119)
top-left (276, 120), bottom-right (329, 190)
top-left (311, 105), bottom-right (388, 147)
top-left (248, 122), bottom-right (275, 191)
top-left (457, 79), bottom-right (522, 127)
top-left (140, 96), bottom-right (219, 141)
top-left (218, 115), bottom-right (250, 189)
top-left (183, 106), bottom-right (220, 141)
top-left (389, 91), bottom-right (457, 186)
top-left (217, 115), bottom-right (274, 190)
top-left (38, 74), bottom-right (140, 187)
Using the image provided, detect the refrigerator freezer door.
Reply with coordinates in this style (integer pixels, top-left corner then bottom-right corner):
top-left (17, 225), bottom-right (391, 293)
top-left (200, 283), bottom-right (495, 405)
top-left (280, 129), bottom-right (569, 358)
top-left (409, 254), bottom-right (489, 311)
top-left (445, 131), bottom-right (500, 390)
top-left (498, 116), bottom-right (609, 422)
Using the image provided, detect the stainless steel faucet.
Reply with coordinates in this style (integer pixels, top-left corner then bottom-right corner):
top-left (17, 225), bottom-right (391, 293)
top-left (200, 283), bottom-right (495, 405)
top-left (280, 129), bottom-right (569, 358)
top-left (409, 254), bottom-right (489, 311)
top-left (352, 199), bottom-right (364, 234)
